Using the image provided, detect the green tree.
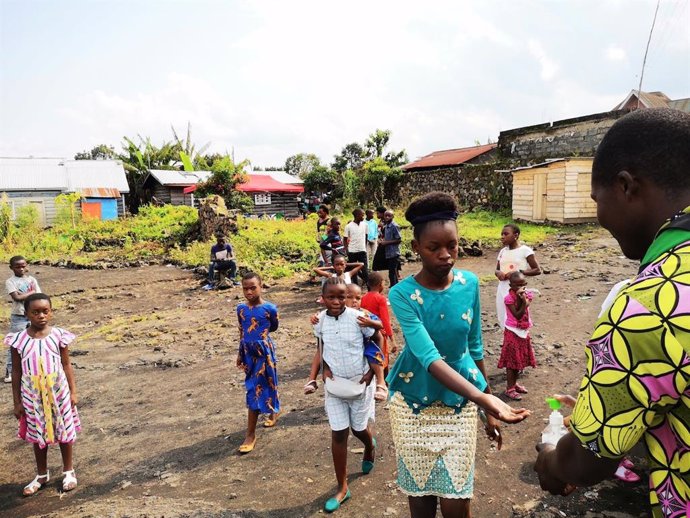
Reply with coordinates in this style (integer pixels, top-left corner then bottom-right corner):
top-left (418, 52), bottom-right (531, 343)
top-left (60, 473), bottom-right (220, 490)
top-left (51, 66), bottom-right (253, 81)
top-left (195, 156), bottom-right (254, 212)
top-left (361, 157), bottom-right (401, 206)
top-left (284, 153), bottom-right (321, 178)
top-left (332, 143), bottom-right (365, 174)
top-left (55, 192), bottom-right (82, 228)
top-left (118, 135), bottom-right (181, 212)
top-left (364, 129), bottom-right (408, 168)
top-left (171, 122), bottom-right (211, 172)
top-left (302, 165), bottom-right (338, 194)
top-left (74, 144), bottom-right (116, 161)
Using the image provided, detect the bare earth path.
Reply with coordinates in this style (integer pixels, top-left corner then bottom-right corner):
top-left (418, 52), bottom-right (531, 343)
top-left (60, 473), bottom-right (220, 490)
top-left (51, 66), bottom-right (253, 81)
top-left (0, 227), bottom-right (650, 518)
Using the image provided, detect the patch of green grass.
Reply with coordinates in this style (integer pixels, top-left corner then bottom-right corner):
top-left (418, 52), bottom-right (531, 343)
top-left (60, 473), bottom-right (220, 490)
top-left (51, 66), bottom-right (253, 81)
top-left (0, 205), bottom-right (572, 280)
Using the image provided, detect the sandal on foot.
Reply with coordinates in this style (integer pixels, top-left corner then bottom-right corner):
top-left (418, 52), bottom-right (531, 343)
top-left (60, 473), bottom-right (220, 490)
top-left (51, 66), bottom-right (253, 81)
top-left (324, 489), bottom-right (351, 513)
top-left (504, 387), bottom-right (522, 401)
top-left (62, 469), bottom-right (77, 492)
top-left (304, 380), bottom-right (318, 394)
top-left (238, 438), bottom-right (257, 454)
top-left (614, 465), bottom-right (641, 483)
top-left (362, 438), bottom-right (377, 474)
top-left (23, 472), bottom-right (49, 496)
top-left (515, 383), bottom-right (528, 394)
top-left (374, 384), bottom-right (388, 401)
top-left (263, 412), bottom-right (281, 428)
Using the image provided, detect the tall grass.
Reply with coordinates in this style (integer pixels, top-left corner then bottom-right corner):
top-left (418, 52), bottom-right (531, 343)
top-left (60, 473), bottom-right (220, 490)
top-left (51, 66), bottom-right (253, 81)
top-left (0, 205), bottom-right (570, 280)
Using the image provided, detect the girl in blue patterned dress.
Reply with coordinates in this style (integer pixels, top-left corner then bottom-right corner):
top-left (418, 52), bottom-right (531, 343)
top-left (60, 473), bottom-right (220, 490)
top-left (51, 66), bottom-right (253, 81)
top-left (236, 272), bottom-right (280, 454)
top-left (387, 192), bottom-right (530, 518)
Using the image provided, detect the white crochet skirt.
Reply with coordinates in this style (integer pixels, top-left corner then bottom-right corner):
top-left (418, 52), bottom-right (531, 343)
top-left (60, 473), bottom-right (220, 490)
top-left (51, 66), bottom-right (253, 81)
top-left (389, 392), bottom-right (477, 499)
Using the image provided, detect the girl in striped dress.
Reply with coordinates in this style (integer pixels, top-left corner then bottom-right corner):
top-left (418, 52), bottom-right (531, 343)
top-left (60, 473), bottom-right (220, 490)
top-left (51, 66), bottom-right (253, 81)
top-left (7, 293), bottom-right (80, 496)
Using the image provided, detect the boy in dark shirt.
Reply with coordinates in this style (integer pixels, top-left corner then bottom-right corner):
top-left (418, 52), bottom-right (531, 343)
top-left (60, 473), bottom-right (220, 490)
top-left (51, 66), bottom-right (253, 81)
top-left (205, 236), bottom-right (239, 289)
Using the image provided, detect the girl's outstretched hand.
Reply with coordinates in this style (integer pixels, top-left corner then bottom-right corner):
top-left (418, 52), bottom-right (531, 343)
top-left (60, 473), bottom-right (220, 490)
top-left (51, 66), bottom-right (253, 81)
top-left (479, 393), bottom-right (530, 423)
top-left (310, 313), bottom-right (320, 325)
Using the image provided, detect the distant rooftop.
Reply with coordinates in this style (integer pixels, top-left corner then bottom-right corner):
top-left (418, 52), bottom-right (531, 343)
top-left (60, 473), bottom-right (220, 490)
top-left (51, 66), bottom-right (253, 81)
top-left (614, 90), bottom-right (690, 112)
top-left (402, 143), bottom-right (497, 171)
top-left (0, 157), bottom-right (129, 192)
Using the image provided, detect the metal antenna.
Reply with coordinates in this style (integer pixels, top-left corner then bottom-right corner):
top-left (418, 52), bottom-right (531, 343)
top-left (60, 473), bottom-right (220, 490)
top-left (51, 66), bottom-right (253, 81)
top-left (637, 0), bottom-right (661, 109)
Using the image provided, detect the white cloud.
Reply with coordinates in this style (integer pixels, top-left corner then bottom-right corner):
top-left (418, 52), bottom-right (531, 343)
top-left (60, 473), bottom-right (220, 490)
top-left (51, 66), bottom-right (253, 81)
top-left (528, 39), bottom-right (560, 81)
top-left (605, 45), bottom-right (627, 61)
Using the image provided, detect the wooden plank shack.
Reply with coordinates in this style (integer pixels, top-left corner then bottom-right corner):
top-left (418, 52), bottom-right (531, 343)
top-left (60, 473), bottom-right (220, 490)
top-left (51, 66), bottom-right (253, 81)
top-left (511, 158), bottom-right (597, 224)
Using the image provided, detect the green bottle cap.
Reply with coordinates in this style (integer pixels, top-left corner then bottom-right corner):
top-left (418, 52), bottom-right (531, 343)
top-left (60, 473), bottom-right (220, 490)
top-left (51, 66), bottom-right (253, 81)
top-left (546, 397), bottom-right (561, 410)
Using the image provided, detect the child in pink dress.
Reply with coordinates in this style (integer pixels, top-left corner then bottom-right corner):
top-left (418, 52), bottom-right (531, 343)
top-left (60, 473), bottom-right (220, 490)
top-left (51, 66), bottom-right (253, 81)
top-left (7, 293), bottom-right (80, 496)
top-left (498, 271), bottom-right (536, 400)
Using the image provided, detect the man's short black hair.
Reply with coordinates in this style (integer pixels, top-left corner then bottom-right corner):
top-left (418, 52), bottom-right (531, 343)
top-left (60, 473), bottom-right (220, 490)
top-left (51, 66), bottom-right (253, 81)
top-left (318, 205), bottom-right (330, 214)
top-left (9, 255), bottom-right (26, 267)
top-left (376, 206), bottom-right (386, 213)
top-left (242, 271), bottom-right (262, 284)
top-left (593, 108), bottom-right (690, 194)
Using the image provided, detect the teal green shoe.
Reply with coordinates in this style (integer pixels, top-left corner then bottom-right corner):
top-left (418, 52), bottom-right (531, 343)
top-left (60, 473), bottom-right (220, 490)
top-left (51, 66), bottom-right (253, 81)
top-left (362, 437), bottom-right (377, 474)
top-left (324, 489), bottom-right (351, 513)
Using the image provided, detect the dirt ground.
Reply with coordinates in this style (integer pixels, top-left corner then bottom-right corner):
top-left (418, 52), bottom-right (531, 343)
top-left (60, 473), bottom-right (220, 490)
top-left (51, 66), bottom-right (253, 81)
top-left (0, 227), bottom-right (653, 518)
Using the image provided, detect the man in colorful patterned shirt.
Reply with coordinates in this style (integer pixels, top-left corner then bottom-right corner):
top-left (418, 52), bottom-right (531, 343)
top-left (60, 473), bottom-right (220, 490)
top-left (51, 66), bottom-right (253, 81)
top-left (535, 108), bottom-right (690, 518)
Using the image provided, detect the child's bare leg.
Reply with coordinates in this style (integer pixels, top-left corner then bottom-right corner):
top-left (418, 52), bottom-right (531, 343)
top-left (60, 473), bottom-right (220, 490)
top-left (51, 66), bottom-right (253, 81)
top-left (59, 442), bottom-right (74, 471)
top-left (440, 497), bottom-right (471, 518)
top-left (331, 429), bottom-right (350, 499)
top-left (33, 444), bottom-right (48, 475)
top-left (370, 361), bottom-right (388, 401)
top-left (351, 425), bottom-right (374, 463)
top-left (506, 368), bottom-right (518, 389)
top-left (409, 495), bottom-right (438, 518)
top-left (241, 409), bottom-right (259, 447)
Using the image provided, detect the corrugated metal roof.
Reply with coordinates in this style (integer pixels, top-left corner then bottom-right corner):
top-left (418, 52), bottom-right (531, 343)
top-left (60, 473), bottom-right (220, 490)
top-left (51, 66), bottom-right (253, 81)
top-left (149, 169), bottom-right (212, 186)
top-left (80, 187), bottom-right (121, 198)
top-left (506, 157), bottom-right (593, 174)
top-left (65, 160), bottom-right (129, 192)
top-left (668, 98), bottom-right (690, 113)
top-left (0, 158), bottom-right (68, 190)
top-left (402, 144), bottom-right (497, 170)
top-left (0, 158), bottom-right (129, 193)
top-left (252, 170), bottom-right (303, 184)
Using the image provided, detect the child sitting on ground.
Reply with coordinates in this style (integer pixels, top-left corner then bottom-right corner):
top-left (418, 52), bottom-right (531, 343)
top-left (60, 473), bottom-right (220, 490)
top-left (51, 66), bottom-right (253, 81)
top-left (306, 283), bottom-right (388, 401)
top-left (361, 272), bottom-right (398, 375)
top-left (498, 271), bottom-right (537, 400)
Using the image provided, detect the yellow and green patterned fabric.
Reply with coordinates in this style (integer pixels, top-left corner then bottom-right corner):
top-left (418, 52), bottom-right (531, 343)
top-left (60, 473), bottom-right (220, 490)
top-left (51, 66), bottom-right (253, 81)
top-left (571, 235), bottom-right (690, 517)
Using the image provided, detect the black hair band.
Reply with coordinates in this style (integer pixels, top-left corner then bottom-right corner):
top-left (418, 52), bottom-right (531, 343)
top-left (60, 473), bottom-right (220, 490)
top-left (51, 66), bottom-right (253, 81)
top-left (410, 210), bottom-right (459, 226)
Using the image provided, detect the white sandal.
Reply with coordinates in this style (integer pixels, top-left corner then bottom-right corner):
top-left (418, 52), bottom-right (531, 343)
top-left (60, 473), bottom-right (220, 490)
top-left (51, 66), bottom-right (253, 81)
top-left (23, 471), bottom-right (49, 496)
top-left (374, 384), bottom-right (389, 401)
top-left (62, 469), bottom-right (77, 492)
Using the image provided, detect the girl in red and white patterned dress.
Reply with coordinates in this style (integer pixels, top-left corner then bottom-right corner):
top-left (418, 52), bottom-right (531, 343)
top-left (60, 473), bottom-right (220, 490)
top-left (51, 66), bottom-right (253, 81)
top-left (7, 293), bottom-right (80, 496)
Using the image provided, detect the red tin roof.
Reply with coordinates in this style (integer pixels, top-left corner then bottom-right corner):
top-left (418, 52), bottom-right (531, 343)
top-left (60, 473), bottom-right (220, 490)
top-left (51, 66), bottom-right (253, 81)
top-left (402, 143), bottom-right (497, 171)
top-left (183, 174), bottom-right (304, 194)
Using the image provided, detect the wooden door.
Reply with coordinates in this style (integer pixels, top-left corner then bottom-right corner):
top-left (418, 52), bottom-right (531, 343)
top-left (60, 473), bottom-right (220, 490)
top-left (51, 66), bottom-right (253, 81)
top-left (532, 173), bottom-right (547, 221)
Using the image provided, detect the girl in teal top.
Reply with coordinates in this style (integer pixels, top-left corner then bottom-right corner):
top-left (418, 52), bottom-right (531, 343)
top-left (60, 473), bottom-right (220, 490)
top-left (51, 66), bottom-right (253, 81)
top-left (385, 192), bottom-right (529, 518)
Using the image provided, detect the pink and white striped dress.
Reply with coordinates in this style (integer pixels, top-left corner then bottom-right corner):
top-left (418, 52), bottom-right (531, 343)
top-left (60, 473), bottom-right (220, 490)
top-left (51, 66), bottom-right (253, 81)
top-left (5, 327), bottom-right (81, 448)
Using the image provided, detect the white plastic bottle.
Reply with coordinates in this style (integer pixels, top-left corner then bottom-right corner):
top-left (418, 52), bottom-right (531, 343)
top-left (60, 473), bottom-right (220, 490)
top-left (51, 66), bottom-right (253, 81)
top-left (541, 397), bottom-right (568, 446)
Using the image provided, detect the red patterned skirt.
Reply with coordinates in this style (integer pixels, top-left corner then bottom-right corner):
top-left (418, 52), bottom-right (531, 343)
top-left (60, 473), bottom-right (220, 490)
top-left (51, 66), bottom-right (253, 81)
top-left (498, 329), bottom-right (536, 370)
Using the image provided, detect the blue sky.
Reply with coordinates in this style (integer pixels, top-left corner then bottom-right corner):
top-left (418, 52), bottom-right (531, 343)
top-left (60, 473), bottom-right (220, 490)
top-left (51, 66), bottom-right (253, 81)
top-left (1, 0), bottom-right (688, 167)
